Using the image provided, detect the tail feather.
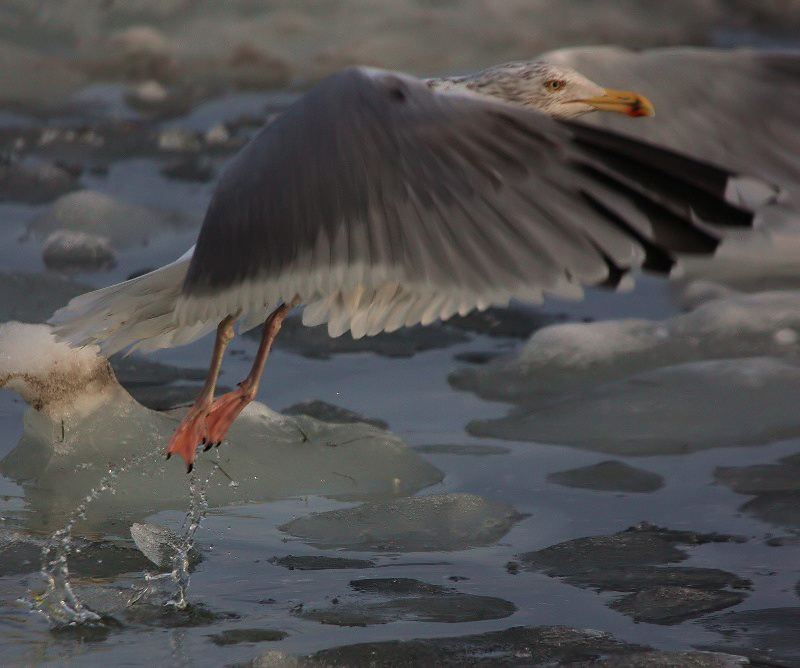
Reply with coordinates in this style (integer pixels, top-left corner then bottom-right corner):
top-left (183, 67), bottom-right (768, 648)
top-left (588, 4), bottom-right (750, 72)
top-left (48, 248), bottom-right (204, 355)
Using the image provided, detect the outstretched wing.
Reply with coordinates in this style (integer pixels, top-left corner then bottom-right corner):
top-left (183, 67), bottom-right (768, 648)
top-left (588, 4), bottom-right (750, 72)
top-left (177, 66), bottom-right (776, 338)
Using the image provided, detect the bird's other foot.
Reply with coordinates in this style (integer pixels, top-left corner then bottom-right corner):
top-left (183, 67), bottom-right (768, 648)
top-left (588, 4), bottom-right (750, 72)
top-left (166, 403), bottom-right (210, 473)
top-left (204, 387), bottom-right (252, 450)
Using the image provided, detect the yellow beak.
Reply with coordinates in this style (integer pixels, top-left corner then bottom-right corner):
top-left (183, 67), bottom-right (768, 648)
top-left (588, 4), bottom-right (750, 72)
top-left (579, 88), bottom-right (656, 118)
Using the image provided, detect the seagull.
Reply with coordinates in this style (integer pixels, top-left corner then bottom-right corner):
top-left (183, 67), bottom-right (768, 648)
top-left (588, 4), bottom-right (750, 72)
top-left (49, 60), bottom-right (778, 471)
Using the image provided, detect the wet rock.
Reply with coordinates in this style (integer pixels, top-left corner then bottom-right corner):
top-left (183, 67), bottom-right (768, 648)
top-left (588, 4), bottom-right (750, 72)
top-left (280, 493), bottom-right (522, 552)
top-left (453, 350), bottom-right (504, 365)
top-left (519, 523), bottom-right (749, 623)
top-left (740, 492), bottom-right (800, 531)
top-left (269, 315), bottom-right (469, 359)
top-left (29, 190), bottom-right (194, 248)
top-left (0, 272), bottom-right (91, 323)
top-left (547, 460), bottom-right (664, 493)
top-left (290, 624), bottom-right (649, 667)
top-left (160, 155), bottom-right (215, 182)
top-left (715, 453), bottom-right (800, 494)
top-left (297, 577), bottom-right (515, 627)
top-left (124, 602), bottom-right (235, 629)
top-left (0, 529), bottom-right (153, 577)
top-left (412, 444), bottom-right (510, 456)
top-left (703, 607), bottom-right (800, 665)
top-left (42, 230), bottom-right (117, 272)
top-left (107, 354), bottom-right (214, 411)
top-left (446, 305), bottom-right (562, 339)
top-left (209, 628), bottom-right (288, 646)
top-left (270, 555), bottom-right (376, 571)
top-left (281, 400), bottom-right (388, 430)
top-left (609, 587), bottom-right (747, 625)
top-left (0, 158), bottom-right (80, 204)
top-left (572, 651), bottom-right (749, 667)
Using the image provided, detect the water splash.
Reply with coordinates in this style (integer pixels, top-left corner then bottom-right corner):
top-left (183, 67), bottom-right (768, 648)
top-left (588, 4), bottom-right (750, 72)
top-left (33, 453), bottom-right (150, 626)
top-left (128, 454), bottom-right (220, 610)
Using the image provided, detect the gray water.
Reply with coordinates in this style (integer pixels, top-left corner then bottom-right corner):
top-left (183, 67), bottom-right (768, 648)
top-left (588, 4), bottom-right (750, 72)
top-left (1, 3), bottom-right (800, 665)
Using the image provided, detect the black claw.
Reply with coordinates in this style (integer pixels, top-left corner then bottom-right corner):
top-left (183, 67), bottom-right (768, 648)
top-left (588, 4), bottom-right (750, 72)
top-left (214, 441), bottom-right (222, 448)
top-left (200, 437), bottom-right (206, 445)
top-left (186, 462), bottom-right (193, 474)
top-left (165, 452), bottom-right (171, 460)
top-left (203, 442), bottom-right (213, 452)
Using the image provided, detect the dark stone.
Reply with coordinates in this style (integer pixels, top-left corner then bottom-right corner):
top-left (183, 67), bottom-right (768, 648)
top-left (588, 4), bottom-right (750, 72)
top-left (208, 628), bottom-right (287, 645)
top-left (413, 444), bottom-right (511, 456)
top-left (161, 155), bottom-right (215, 182)
top-left (703, 607), bottom-right (800, 665)
top-left (741, 492), bottom-right (800, 530)
top-left (281, 400), bottom-right (388, 429)
top-left (715, 458), bottom-right (800, 494)
top-left (109, 354), bottom-right (220, 411)
top-left (609, 586), bottom-right (747, 625)
top-left (124, 603), bottom-right (237, 628)
top-left (547, 460), bottom-right (664, 493)
top-left (454, 350), bottom-right (505, 364)
top-left (297, 578), bottom-right (514, 627)
top-left (0, 533), bottom-right (154, 577)
top-left (0, 158), bottom-right (80, 203)
top-left (519, 523), bottom-right (750, 623)
top-left (293, 625), bottom-right (649, 666)
top-left (445, 305), bottom-right (563, 339)
top-left (270, 555), bottom-right (375, 571)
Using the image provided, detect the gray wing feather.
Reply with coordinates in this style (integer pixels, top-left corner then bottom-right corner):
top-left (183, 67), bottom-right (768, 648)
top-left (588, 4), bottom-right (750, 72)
top-left (176, 66), bottom-right (770, 337)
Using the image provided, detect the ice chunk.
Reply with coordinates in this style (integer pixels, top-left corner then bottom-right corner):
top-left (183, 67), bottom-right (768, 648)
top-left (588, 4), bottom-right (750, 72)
top-left (452, 291), bottom-right (800, 407)
top-left (28, 190), bottom-right (193, 248)
top-left (0, 323), bottom-right (441, 532)
top-left (469, 357), bottom-right (800, 455)
top-left (279, 492), bottom-right (522, 552)
top-left (42, 230), bottom-right (116, 271)
top-left (130, 522), bottom-right (184, 569)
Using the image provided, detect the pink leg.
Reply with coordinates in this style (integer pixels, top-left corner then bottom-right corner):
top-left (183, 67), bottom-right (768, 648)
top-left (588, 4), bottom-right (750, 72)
top-left (166, 315), bottom-right (235, 472)
top-left (203, 302), bottom-right (291, 448)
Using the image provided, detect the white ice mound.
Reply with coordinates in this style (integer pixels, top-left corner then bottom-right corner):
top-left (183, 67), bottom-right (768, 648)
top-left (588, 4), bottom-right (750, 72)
top-left (0, 323), bottom-right (441, 532)
top-left (677, 210), bottom-right (800, 295)
top-left (0, 322), bottom-right (120, 423)
top-left (28, 190), bottom-right (193, 248)
top-left (451, 290), bottom-right (800, 406)
top-left (469, 357), bottom-right (800, 456)
top-left (279, 493), bottom-right (523, 552)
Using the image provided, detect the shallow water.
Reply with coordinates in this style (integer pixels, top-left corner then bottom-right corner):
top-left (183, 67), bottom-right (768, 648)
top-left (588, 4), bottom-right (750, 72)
top-left (1, 9), bottom-right (800, 666)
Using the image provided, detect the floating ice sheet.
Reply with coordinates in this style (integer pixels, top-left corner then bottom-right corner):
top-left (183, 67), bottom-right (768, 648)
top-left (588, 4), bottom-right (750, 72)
top-left (452, 291), bottom-right (800, 455)
top-left (0, 323), bottom-right (442, 532)
top-left (468, 357), bottom-right (800, 455)
top-left (279, 492), bottom-right (523, 552)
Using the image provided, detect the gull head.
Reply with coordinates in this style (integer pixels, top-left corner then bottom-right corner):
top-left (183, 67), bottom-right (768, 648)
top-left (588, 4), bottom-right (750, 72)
top-left (430, 61), bottom-right (655, 120)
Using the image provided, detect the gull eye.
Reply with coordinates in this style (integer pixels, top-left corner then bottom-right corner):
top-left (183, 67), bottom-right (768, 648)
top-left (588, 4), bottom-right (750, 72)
top-left (544, 79), bottom-right (566, 92)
